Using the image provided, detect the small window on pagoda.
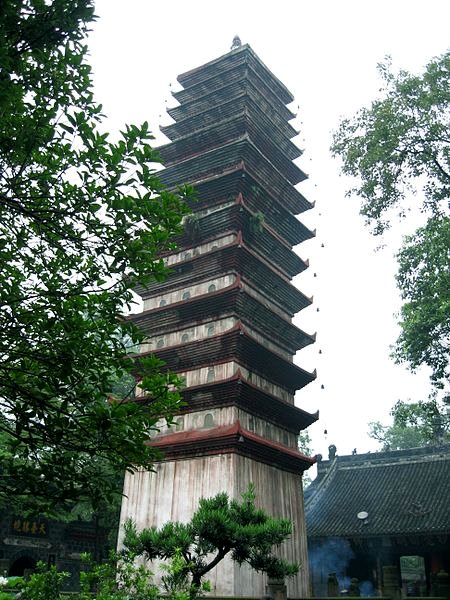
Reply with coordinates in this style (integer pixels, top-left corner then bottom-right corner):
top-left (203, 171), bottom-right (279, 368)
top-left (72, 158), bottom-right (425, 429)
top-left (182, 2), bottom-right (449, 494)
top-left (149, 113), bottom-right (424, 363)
top-left (206, 324), bottom-right (215, 337)
top-left (175, 417), bottom-right (184, 431)
top-left (207, 284), bottom-right (216, 293)
top-left (203, 413), bottom-right (214, 428)
top-left (206, 368), bottom-right (215, 383)
top-left (211, 245), bottom-right (218, 251)
top-left (181, 333), bottom-right (190, 343)
top-left (265, 423), bottom-right (271, 439)
top-left (248, 417), bottom-right (255, 432)
top-left (283, 432), bottom-right (289, 445)
top-left (183, 252), bottom-right (192, 261)
top-left (193, 248), bottom-right (200, 256)
top-left (182, 291), bottom-right (191, 301)
top-left (156, 338), bottom-right (164, 349)
top-left (159, 298), bottom-right (167, 307)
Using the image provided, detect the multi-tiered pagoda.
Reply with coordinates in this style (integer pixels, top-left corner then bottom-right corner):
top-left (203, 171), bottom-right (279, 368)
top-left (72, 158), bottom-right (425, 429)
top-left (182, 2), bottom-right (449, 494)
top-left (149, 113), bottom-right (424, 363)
top-left (120, 43), bottom-right (318, 598)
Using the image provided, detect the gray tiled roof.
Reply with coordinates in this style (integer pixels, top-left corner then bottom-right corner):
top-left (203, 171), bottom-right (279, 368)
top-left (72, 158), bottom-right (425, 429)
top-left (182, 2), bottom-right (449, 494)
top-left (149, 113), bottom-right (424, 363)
top-left (305, 445), bottom-right (450, 538)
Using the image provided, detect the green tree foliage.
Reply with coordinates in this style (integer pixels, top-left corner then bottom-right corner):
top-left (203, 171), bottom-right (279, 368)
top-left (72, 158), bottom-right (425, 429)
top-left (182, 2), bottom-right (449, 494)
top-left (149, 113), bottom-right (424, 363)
top-left (298, 430), bottom-right (312, 455)
top-left (15, 555), bottom-right (160, 600)
top-left (394, 217), bottom-right (450, 387)
top-left (13, 552), bottom-right (210, 600)
top-left (124, 486), bottom-right (299, 598)
top-left (19, 563), bottom-right (67, 600)
top-left (0, 576), bottom-right (22, 600)
top-left (298, 430), bottom-right (313, 488)
top-left (368, 398), bottom-right (449, 451)
top-left (76, 553), bottom-right (159, 600)
top-left (332, 51), bottom-right (450, 389)
top-left (159, 549), bottom-right (211, 599)
top-left (0, 0), bottom-right (190, 515)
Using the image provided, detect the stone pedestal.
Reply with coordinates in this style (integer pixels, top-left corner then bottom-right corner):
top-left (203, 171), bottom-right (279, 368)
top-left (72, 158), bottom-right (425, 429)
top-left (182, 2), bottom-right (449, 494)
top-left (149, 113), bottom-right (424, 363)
top-left (266, 579), bottom-right (287, 600)
top-left (382, 565), bottom-right (400, 600)
top-left (327, 572), bottom-right (339, 597)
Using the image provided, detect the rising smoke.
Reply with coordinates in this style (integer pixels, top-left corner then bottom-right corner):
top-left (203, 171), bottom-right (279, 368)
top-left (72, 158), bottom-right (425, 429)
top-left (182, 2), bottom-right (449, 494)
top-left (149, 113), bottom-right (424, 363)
top-left (309, 538), bottom-right (376, 597)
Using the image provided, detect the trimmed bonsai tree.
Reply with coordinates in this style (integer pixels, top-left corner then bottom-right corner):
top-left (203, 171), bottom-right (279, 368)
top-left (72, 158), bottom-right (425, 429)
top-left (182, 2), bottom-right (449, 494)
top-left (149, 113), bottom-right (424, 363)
top-left (123, 485), bottom-right (299, 598)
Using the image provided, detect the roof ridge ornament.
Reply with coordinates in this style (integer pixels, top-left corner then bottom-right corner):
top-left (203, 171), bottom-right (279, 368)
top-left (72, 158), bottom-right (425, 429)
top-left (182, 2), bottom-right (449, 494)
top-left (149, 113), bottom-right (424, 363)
top-left (231, 35), bottom-right (242, 50)
top-left (407, 501), bottom-right (431, 517)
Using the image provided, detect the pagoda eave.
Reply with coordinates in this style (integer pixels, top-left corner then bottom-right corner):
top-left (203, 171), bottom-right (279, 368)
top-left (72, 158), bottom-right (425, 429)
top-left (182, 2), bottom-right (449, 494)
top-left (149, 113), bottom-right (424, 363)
top-left (161, 93), bottom-right (297, 143)
top-left (167, 77), bottom-right (294, 127)
top-left (159, 112), bottom-right (305, 185)
top-left (173, 60), bottom-right (296, 122)
top-left (179, 377), bottom-right (319, 432)
top-left (140, 325), bottom-right (316, 392)
top-left (129, 285), bottom-right (315, 356)
top-left (182, 171), bottom-right (315, 245)
top-left (168, 203), bottom-right (307, 279)
top-left (162, 95), bottom-right (300, 162)
top-left (134, 242), bottom-right (311, 316)
top-left (149, 422), bottom-right (314, 474)
top-left (177, 44), bottom-right (294, 105)
top-left (159, 138), bottom-right (310, 214)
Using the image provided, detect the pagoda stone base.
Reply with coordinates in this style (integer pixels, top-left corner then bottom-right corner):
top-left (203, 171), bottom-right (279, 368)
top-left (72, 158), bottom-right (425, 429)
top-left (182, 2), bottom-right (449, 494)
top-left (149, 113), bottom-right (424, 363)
top-left (119, 453), bottom-right (310, 598)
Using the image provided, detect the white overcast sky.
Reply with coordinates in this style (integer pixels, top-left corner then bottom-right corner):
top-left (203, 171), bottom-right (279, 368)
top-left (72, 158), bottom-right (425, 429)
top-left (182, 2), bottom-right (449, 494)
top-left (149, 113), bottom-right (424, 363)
top-left (88, 0), bottom-right (449, 461)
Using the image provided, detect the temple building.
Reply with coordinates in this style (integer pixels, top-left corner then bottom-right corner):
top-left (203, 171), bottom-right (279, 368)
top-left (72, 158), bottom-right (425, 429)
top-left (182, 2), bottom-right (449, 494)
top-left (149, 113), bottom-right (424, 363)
top-left (120, 43), bottom-right (318, 597)
top-left (305, 444), bottom-right (450, 598)
top-left (0, 514), bottom-right (108, 590)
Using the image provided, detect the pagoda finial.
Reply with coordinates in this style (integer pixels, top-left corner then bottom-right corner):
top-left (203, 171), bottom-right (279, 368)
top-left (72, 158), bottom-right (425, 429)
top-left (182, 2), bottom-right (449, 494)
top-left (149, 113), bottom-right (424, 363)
top-left (231, 35), bottom-right (242, 50)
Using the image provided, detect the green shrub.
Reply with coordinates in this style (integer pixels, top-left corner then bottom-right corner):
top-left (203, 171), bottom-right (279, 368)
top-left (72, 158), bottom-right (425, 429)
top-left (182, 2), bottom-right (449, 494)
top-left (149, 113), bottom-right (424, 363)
top-left (19, 563), bottom-right (68, 600)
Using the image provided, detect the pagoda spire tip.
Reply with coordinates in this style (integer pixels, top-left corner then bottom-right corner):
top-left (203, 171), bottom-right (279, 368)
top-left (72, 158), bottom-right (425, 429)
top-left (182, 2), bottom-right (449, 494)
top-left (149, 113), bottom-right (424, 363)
top-left (231, 35), bottom-right (242, 50)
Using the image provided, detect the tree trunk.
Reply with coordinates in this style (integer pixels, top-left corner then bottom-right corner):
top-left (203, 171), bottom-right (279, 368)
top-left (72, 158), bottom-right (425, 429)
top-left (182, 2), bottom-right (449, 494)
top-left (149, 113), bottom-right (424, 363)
top-left (190, 574), bottom-right (201, 599)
